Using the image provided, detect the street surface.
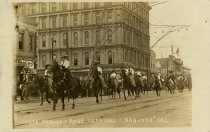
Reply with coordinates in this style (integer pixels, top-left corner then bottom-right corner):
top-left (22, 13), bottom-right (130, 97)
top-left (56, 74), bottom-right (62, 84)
top-left (14, 90), bottom-right (191, 128)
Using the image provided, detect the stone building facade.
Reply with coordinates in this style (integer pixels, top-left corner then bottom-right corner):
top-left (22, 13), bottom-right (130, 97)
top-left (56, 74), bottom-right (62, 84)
top-left (19, 2), bottom-right (151, 74)
top-left (15, 4), bottom-right (37, 69)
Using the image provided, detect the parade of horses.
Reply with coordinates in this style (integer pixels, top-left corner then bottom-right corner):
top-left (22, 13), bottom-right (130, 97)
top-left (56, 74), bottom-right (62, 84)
top-left (15, 56), bottom-right (192, 111)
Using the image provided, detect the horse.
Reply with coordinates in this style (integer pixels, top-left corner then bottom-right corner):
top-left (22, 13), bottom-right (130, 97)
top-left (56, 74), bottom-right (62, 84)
top-left (51, 62), bottom-right (67, 110)
top-left (142, 78), bottom-right (149, 95)
top-left (120, 69), bottom-right (136, 100)
top-left (134, 75), bottom-right (143, 98)
top-left (168, 78), bottom-right (176, 94)
top-left (64, 69), bottom-right (82, 109)
top-left (153, 77), bottom-right (161, 96)
top-left (92, 75), bottom-right (103, 104)
top-left (107, 74), bottom-right (121, 99)
top-left (32, 74), bottom-right (52, 105)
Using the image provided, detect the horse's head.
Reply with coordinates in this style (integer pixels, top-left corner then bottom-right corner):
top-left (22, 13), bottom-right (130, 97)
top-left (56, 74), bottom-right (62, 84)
top-left (51, 62), bottom-right (61, 73)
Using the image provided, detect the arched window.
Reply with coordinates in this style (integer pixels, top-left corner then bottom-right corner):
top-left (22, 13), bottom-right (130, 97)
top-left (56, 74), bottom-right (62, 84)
top-left (96, 51), bottom-right (100, 64)
top-left (42, 35), bottom-right (46, 47)
top-left (42, 55), bottom-right (46, 67)
top-left (84, 52), bottom-right (89, 65)
top-left (107, 11), bottom-right (112, 22)
top-left (63, 33), bottom-right (67, 45)
top-left (84, 31), bottom-right (89, 45)
top-left (73, 32), bottom-right (78, 45)
top-left (108, 51), bottom-right (114, 64)
top-left (107, 29), bottom-right (112, 43)
top-left (124, 50), bottom-right (127, 62)
top-left (73, 53), bottom-right (78, 66)
top-left (95, 30), bottom-right (100, 44)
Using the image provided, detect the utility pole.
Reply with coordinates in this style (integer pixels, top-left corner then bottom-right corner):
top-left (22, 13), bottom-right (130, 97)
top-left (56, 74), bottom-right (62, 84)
top-left (51, 38), bottom-right (56, 63)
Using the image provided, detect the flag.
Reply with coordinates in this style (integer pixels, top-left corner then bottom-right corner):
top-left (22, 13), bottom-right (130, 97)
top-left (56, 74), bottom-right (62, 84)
top-left (176, 47), bottom-right (180, 55)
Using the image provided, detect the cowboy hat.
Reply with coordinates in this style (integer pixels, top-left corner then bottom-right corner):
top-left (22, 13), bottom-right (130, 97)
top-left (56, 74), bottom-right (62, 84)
top-left (94, 60), bottom-right (100, 65)
top-left (60, 55), bottom-right (68, 58)
top-left (45, 64), bottom-right (51, 69)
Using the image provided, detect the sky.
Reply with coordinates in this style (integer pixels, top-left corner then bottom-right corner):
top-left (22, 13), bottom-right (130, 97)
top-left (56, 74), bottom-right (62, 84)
top-left (149, 0), bottom-right (210, 68)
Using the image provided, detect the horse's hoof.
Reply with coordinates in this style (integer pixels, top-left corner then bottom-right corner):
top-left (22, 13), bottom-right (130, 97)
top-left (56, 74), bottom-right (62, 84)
top-left (61, 108), bottom-right (65, 110)
top-left (53, 108), bottom-right (56, 111)
top-left (47, 101), bottom-right (51, 104)
top-left (40, 103), bottom-right (43, 106)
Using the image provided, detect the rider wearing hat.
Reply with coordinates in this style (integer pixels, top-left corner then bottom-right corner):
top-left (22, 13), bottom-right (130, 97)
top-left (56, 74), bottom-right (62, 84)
top-left (91, 60), bottom-right (107, 89)
top-left (60, 55), bottom-right (70, 69)
top-left (44, 64), bottom-right (52, 90)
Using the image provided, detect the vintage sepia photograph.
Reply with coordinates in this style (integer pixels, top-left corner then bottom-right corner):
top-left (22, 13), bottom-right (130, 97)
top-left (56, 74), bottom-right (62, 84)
top-left (0, 0), bottom-right (209, 131)
top-left (11, 1), bottom-right (196, 129)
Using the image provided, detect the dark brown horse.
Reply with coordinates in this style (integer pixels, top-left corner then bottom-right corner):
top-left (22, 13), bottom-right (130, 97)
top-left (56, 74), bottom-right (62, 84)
top-left (32, 74), bottom-right (52, 105)
top-left (92, 76), bottom-right (103, 104)
top-left (107, 75), bottom-right (121, 99)
top-left (64, 69), bottom-right (82, 109)
top-left (120, 69), bottom-right (136, 100)
top-left (51, 62), bottom-right (67, 110)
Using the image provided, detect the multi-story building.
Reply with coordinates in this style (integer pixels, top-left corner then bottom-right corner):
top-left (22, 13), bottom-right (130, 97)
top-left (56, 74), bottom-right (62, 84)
top-left (15, 4), bottom-right (37, 70)
top-left (19, 2), bottom-right (151, 75)
top-left (156, 55), bottom-right (190, 77)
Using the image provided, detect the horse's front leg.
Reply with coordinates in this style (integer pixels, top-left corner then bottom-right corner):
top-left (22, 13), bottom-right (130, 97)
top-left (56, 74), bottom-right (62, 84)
top-left (53, 91), bottom-right (58, 111)
top-left (46, 92), bottom-right (51, 104)
top-left (72, 97), bottom-right (75, 109)
top-left (40, 92), bottom-right (43, 105)
top-left (62, 91), bottom-right (65, 110)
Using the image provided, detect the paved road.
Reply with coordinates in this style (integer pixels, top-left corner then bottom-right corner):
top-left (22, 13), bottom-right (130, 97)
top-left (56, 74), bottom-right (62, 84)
top-left (14, 90), bottom-right (191, 128)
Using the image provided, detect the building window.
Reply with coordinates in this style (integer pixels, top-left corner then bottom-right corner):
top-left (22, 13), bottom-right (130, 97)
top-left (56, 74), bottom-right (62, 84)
top-left (84, 31), bottom-right (89, 45)
top-left (62, 15), bottom-right (67, 27)
top-left (41, 17), bottom-right (46, 29)
top-left (96, 51), bottom-right (100, 64)
top-left (31, 3), bottom-right (36, 14)
top-left (51, 3), bottom-right (56, 12)
top-left (84, 3), bottom-right (89, 9)
top-left (52, 16), bottom-right (56, 28)
top-left (42, 55), bottom-right (46, 67)
top-left (29, 35), bottom-right (33, 51)
top-left (84, 52), bottom-right (89, 65)
top-left (53, 34), bottom-right (56, 40)
top-left (107, 11), bottom-right (112, 22)
top-left (84, 13), bottom-right (89, 25)
top-left (42, 35), bottom-right (46, 47)
top-left (108, 51), bottom-right (113, 64)
top-left (41, 3), bottom-right (46, 13)
top-left (95, 2), bottom-right (100, 8)
top-left (61, 3), bottom-right (67, 11)
top-left (95, 30), bottom-right (100, 44)
top-left (73, 53), bottom-right (78, 66)
top-left (18, 33), bottom-right (24, 50)
top-left (73, 14), bottom-right (78, 26)
top-left (73, 3), bottom-right (78, 10)
top-left (107, 29), bottom-right (112, 43)
top-left (95, 12), bottom-right (100, 24)
top-left (73, 32), bottom-right (78, 45)
top-left (63, 33), bottom-right (67, 45)
top-left (124, 51), bottom-right (127, 62)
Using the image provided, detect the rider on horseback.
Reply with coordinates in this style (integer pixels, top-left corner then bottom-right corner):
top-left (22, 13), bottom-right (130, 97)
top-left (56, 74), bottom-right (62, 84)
top-left (44, 64), bottom-right (53, 93)
top-left (91, 60), bottom-right (107, 89)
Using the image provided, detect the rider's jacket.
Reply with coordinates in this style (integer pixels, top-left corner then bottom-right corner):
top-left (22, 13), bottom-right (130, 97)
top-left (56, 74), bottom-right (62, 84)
top-left (61, 59), bottom-right (70, 68)
top-left (110, 72), bottom-right (117, 79)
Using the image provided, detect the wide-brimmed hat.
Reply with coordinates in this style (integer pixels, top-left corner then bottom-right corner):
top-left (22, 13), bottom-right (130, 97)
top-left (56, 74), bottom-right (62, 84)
top-left (45, 64), bottom-right (51, 69)
top-left (94, 60), bottom-right (100, 65)
top-left (60, 55), bottom-right (68, 58)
